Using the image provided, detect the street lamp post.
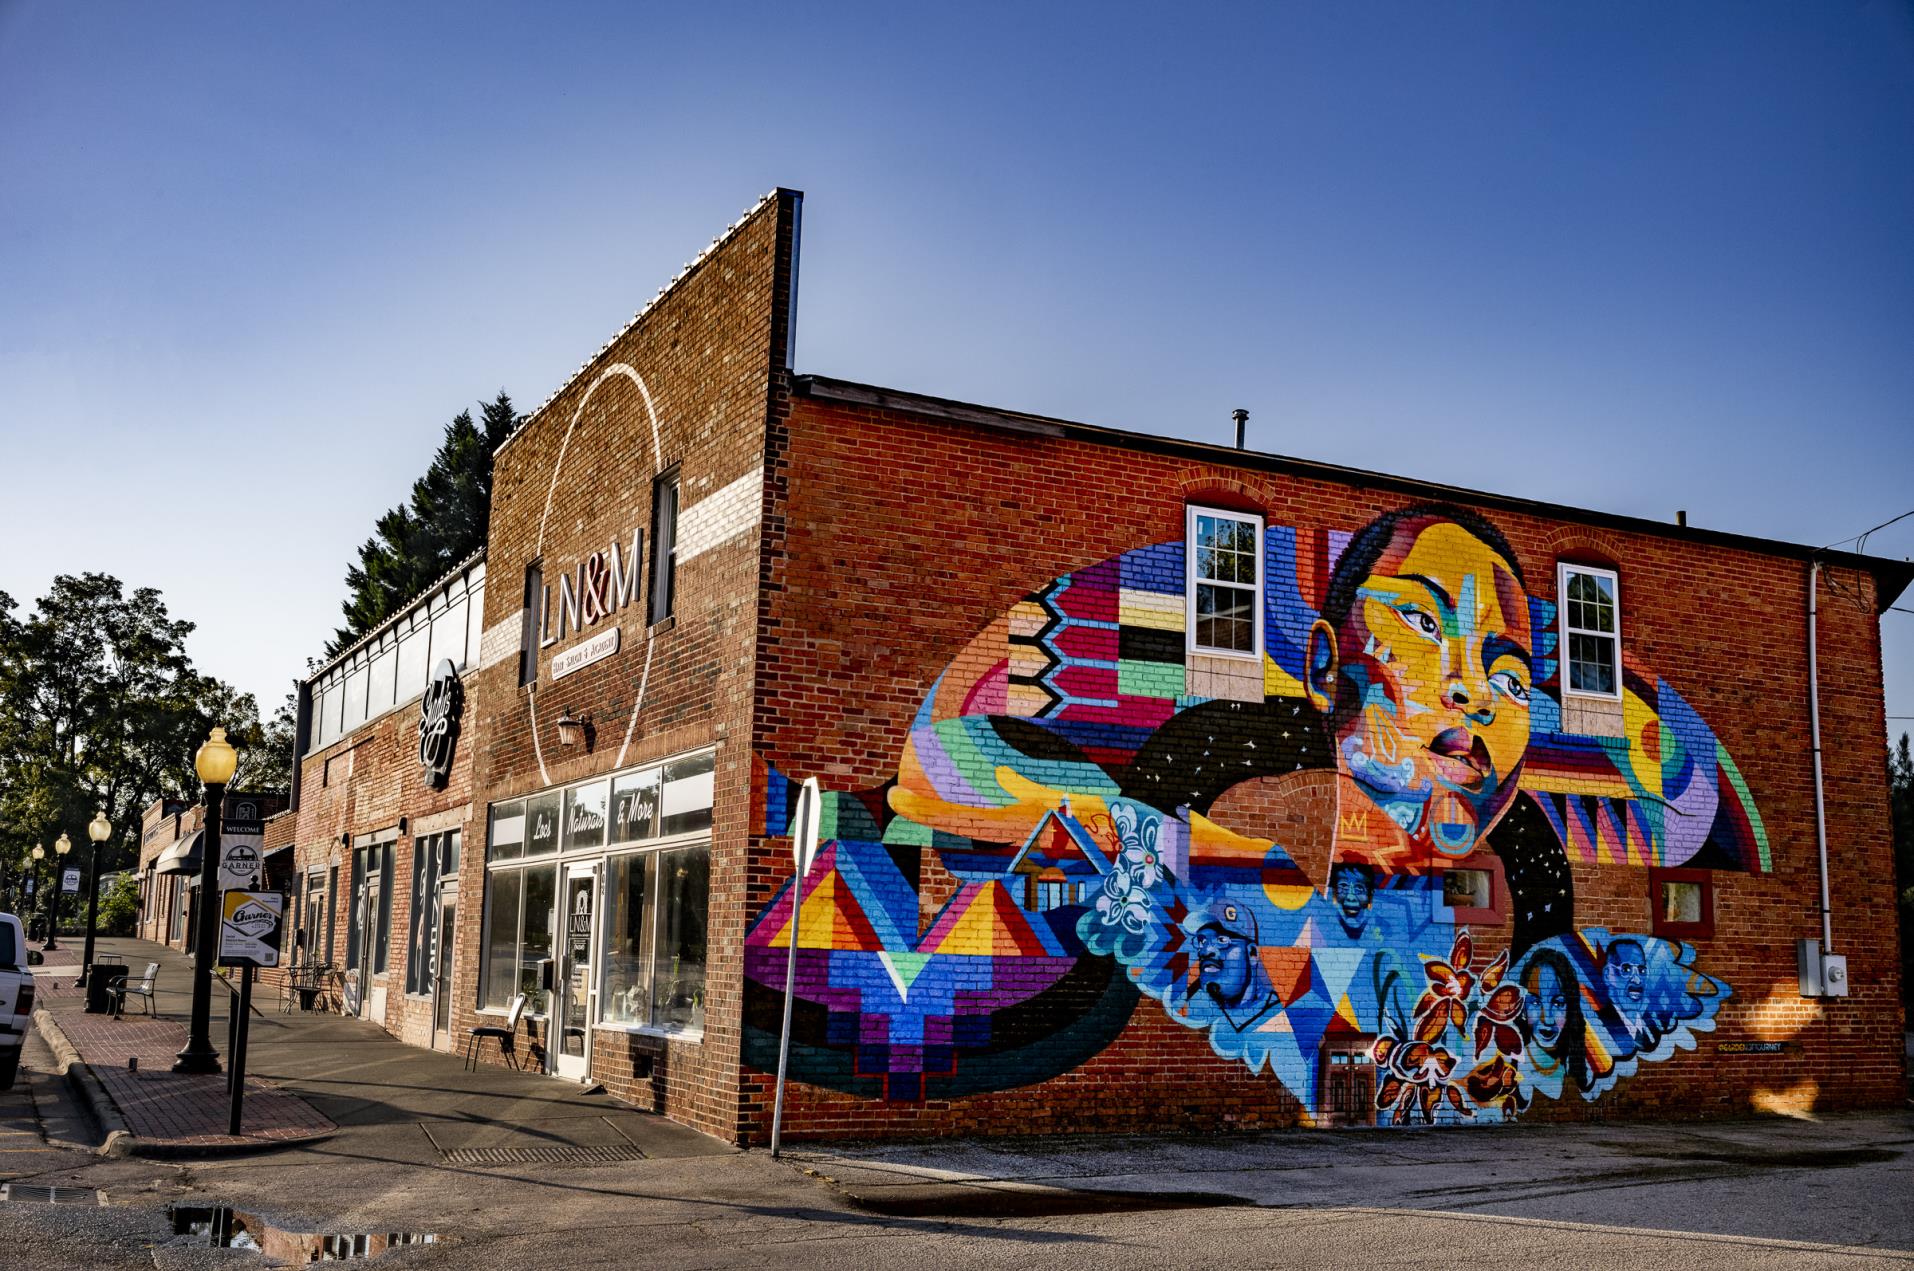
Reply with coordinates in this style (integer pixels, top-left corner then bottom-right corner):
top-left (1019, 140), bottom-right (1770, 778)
top-left (174, 726), bottom-right (237, 1075)
top-left (47, 832), bottom-right (72, 952)
top-left (29, 845), bottom-right (45, 944)
top-left (77, 809), bottom-right (112, 988)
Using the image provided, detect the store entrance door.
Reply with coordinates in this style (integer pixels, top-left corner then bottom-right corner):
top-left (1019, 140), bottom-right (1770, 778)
top-left (430, 884), bottom-right (457, 1051)
top-left (553, 866), bottom-right (596, 1082)
top-left (355, 873), bottom-right (381, 1019)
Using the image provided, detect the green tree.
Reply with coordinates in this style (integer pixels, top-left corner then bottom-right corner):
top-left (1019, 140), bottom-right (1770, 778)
top-left (329, 391), bottom-right (519, 654)
top-left (95, 870), bottom-right (140, 937)
top-left (0, 574), bottom-right (264, 893)
top-left (1891, 732), bottom-right (1913, 1006)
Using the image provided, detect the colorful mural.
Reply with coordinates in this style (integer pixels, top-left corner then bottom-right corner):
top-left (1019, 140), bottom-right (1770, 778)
top-left (744, 504), bottom-right (1753, 1124)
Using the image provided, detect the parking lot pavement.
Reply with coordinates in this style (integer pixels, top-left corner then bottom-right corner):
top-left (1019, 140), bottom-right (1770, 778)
top-left (788, 1108), bottom-right (1914, 1255)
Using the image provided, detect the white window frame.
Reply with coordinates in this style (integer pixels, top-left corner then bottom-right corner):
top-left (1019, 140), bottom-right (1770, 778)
top-left (1557, 562), bottom-right (1622, 701)
top-left (1185, 504), bottom-right (1265, 661)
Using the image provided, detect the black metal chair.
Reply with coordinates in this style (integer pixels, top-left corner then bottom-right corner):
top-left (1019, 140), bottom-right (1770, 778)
top-left (106, 962), bottom-right (160, 1017)
top-left (463, 994), bottom-right (527, 1071)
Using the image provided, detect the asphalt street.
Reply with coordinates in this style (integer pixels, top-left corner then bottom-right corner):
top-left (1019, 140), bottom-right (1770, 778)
top-left (0, 1009), bottom-right (1909, 1268)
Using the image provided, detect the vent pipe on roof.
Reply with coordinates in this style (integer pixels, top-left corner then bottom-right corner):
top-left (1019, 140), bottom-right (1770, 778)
top-left (1677, 510), bottom-right (1688, 527)
top-left (1232, 408), bottom-right (1249, 450)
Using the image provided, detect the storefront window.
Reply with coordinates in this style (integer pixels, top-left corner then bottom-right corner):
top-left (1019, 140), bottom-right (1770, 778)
top-left (407, 832), bottom-right (459, 997)
top-left (481, 750), bottom-right (714, 1032)
top-left (660, 753), bottom-right (715, 837)
top-left (488, 801), bottom-right (524, 863)
top-left (519, 866), bottom-right (555, 1014)
top-left (525, 792), bottom-right (561, 857)
top-left (565, 781), bottom-right (608, 851)
top-left (482, 869), bottom-right (522, 1008)
top-left (651, 847), bottom-right (709, 1033)
top-left (593, 844), bottom-right (709, 1034)
top-left (610, 768), bottom-right (660, 843)
top-left (599, 853), bottom-right (653, 1026)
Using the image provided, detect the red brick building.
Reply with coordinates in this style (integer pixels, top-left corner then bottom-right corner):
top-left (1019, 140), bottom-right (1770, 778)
top-left (261, 189), bottom-right (1909, 1145)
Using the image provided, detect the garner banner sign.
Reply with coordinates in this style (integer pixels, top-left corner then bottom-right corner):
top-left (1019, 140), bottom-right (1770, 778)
top-left (219, 818), bottom-right (264, 892)
top-left (218, 890), bottom-right (284, 968)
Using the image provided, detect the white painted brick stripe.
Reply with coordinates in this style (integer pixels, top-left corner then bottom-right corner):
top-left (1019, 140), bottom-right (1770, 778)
top-left (677, 470), bottom-right (761, 564)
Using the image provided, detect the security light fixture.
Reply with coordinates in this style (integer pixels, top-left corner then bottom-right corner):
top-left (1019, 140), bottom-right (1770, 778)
top-left (556, 709), bottom-right (593, 751)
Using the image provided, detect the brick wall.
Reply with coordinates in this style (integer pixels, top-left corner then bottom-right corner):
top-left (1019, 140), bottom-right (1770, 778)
top-left (290, 670), bottom-right (477, 1046)
top-left (739, 388), bottom-right (1907, 1141)
top-left (461, 189), bottom-right (799, 1140)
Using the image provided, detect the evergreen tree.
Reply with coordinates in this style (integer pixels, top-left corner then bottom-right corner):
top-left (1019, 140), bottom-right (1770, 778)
top-left (328, 391), bottom-right (520, 655)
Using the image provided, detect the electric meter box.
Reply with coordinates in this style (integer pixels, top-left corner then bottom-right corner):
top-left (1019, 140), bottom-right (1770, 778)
top-left (1797, 939), bottom-right (1823, 996)
top-left (1795, 940), bottom-right (1850, 998)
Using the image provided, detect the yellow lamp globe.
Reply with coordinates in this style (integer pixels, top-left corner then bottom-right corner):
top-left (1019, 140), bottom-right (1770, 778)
top-left (195, 726), bottom-right (239, 787)
top-left (54, 832), bottom-right (71, 856)
top-left (30, 844), bottom-right (44, 862)
top-left (88, 809), bottom-right (111, 843)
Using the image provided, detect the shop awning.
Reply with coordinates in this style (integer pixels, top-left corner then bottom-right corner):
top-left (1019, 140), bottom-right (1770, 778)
top-left (154, 829), bottom-right (203, 877)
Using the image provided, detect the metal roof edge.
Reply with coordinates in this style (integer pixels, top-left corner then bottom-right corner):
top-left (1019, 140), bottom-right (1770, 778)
top-left (304, 547), bottom-right (488, 685)
top-left (794, 374), bottom-right (1914, 613)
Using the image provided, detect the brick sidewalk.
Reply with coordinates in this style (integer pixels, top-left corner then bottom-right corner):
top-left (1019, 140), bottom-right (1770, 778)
top-left (30, 940), bottom-right (335, 1153)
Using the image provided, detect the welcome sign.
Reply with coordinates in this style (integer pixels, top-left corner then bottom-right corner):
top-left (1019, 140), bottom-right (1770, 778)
top-left (218, 890), bottom-right (285, 968)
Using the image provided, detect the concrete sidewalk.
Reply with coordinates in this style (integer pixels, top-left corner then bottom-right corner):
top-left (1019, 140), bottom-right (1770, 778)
top-left (31, 940), bottom-right (334, 1154)
top-left (32, 935), bottom-right (727, 1165)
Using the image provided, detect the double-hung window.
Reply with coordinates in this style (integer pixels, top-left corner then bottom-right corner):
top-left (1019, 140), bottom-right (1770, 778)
top-left (1186, 505), bottom-right (1263, 658)
top-left (648, 468), bottom-right (679, 625)
top-left (1558, 564), bottom-right (1621, 698)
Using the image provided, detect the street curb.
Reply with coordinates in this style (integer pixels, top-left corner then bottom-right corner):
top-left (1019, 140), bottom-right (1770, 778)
top-left (31, 1007), bottom-right (336, 1160)
top-left (31, 1007), bottom-right (136, 1158)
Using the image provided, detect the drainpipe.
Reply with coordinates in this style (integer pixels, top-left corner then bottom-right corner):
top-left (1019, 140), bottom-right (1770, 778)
top-left (1807, 561), bottom-right (1834, 952)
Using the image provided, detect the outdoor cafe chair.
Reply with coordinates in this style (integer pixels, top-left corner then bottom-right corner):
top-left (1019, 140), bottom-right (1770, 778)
top-left (463, 994), bottom-right (527, 1071)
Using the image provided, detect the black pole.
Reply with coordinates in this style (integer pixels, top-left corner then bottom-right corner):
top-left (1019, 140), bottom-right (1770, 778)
top-left (174, 786), bottom-right (224, 1074)
top-left (78, 838), bottom-right (103, 989)
top-left (227, 965), bottom-right (252, 1136)
top-left (44, 857), bottom-right (61, 952)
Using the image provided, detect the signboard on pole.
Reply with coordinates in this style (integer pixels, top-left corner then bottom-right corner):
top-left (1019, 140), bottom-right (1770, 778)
top-left (771, 775), bottom-right (824, 1158)
top-left (791, 776), bottom-right (822, 880)
top-left (218, 818), bottom-right (264, 892)
top-left (61, 868), bottom-right (81, 894)
top-left (217, 890), bottom-right (284, 968)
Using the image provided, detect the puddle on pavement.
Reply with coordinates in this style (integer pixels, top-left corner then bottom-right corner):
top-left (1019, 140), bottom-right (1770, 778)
top-left (168, 1204), bottom-right (441, 1259)
top-left (845, 1187), bottom-right (1244, 1219)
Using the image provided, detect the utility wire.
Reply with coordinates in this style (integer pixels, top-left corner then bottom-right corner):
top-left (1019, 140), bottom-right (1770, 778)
top-left (1821, 507), bottom-right (1914, 552)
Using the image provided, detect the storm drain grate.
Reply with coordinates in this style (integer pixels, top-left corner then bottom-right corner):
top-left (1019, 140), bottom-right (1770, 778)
top-left (440, 1144), bottom-right (647, 1168)
top-left (1, 1184), bottom-right (103, 1205)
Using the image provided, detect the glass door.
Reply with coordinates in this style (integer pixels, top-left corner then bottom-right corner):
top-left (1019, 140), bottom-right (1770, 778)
top-left (553, 865), bottom-right (597, 1081)
top-left (431, 885), bottom-right (457, 1050)
top-left (356, 873), bottom-right (381, 1018)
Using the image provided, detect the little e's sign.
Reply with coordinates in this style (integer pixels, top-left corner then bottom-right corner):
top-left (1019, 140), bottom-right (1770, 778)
top-left (218, 890), bottom-right (285, 968)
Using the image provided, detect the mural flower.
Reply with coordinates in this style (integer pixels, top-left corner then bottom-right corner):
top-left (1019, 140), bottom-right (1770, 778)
top-left (1464, 1055), bottom-right (1528, 1111)
top-left (1373, 1036), bottom-right (1467, 1123)
top-left (1413, 932), bottom-right (1485, 1042)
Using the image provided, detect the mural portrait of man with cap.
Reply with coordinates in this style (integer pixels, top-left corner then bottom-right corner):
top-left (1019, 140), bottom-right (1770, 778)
top-left (1183, 898), bottom-right (1281, 1031)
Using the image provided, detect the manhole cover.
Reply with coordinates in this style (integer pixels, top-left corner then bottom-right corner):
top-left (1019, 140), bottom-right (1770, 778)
top-left (1, 1184), bottom-right (103, 1205)
top-left (440, 1144), bottom-right (647, 1167)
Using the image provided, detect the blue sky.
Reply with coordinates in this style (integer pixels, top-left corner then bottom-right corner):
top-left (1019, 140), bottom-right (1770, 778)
top-left (2, 2), bottom-right (1911, 739)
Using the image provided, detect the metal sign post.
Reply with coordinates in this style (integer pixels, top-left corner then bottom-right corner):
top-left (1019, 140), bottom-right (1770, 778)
top-left (217, 889), bottom-right (283, 1137)
top-left (769, 777), bottom-right (821, 1158)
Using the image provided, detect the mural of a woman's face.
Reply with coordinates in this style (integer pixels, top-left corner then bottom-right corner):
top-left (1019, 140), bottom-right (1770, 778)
top-left (1310, 518), bottom-right (1533, 857)
top-left (1524, 959), bottom-right (1570, 1050)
